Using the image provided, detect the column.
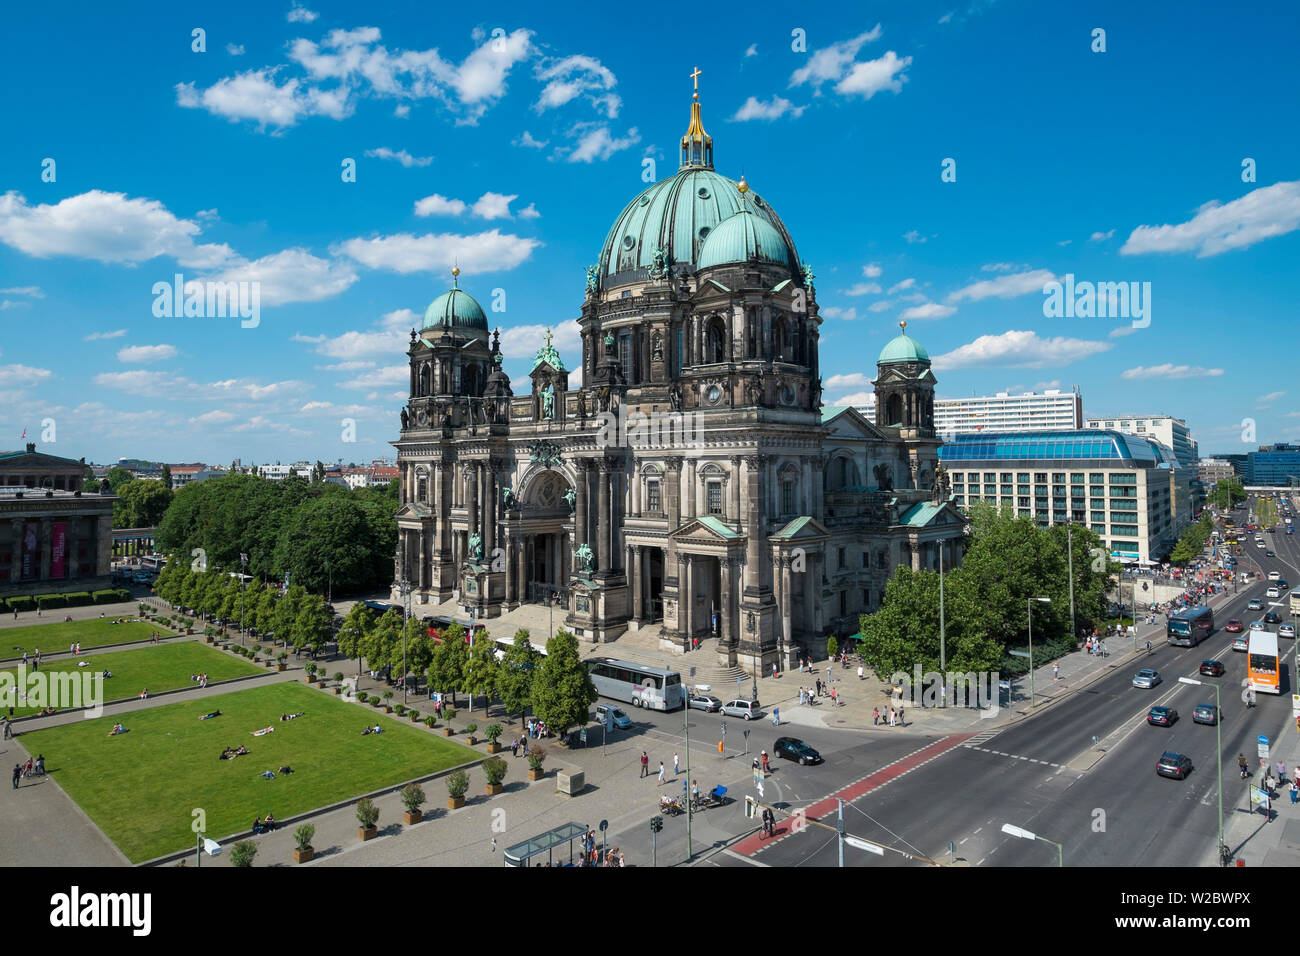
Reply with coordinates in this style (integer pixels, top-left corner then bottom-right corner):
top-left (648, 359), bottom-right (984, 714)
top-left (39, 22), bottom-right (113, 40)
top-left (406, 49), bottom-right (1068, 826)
top-left (742, 456), bottom-right (765, 594)
top-left (781, 554), bottom-right (792, 648)
top-left (681, 554), bottom-right (692, 639)
top-left (719, 557), bottom-right (734, 647)
top-left (418, 526), bottom-right (427, 588)
top-left (39, 518), bottom-right (51, 581)
top-left (484, 463), bottom-right (496, 556)
top-left (575, 460), bottom-right (589, 548)
top-left (597, 458), bottom-right (611, 573)
top-left (465, 463), bottom-right (479, 554)
top-left (803, 548), bottom-right (815, 641)
top-left (801, 456), bottom-right (813, 515)
top-left (729, 456), bottom-right (741, 529)
top-left (503, 534), bottom-right (513, 603)
top-left (685, 459), bottom-right (696, 519)
top-left (516, 534), bottom-right (527, 600)
top-left (632, 466), bottom-right (641, 516)
top-left (665, 458), bottom-right (682, 530)
top-left (811, 458), bottom-right (825, 517)
top-left (10, 519), bottom-right (22, 583)
top-left (632, 545), bottom-right (643, 622)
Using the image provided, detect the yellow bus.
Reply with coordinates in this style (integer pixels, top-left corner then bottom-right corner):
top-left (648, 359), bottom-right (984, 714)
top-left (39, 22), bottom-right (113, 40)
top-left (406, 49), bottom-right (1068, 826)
top-left (1291, 589), bottom-right (1300, 616)
top-left (1248, 630), bottom-right (1281, 694)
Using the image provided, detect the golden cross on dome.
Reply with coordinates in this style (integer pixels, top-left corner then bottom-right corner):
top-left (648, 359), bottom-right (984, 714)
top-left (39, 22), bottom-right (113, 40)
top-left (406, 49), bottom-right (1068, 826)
top-left (690, 66), bottom-right (702, 98)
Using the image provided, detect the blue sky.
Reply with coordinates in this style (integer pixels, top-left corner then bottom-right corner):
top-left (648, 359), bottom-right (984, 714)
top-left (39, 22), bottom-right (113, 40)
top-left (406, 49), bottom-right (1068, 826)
top-left (1, 0), bottom-right (1296, 466)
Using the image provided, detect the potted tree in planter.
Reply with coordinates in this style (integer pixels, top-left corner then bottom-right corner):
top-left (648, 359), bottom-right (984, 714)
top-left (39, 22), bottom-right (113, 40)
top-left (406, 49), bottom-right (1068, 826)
top-left (423, 715), bottom-right (437, 730)
top-left (333, 672), bottom-right (344, 695)
top-left (484, 723), bottom-right (504, 754)
top-left (251, 643), bottom-right (262, 663)
top-left (305, 663), bottom-right (318, 684)
top-left (408, 708), bottom-right (420, 723)
top-left (400, 783), bottom-right (426, 825)
top-left (464, 723), bottom-right (479, 746)
top-left (357, 692), bottom-right (369, 705)
top-left (442, 707), bottom-right (457, 737)
top-left (382, 691), bottom-right (394, 713)
top-left (293, 824), bottom-right (316, 864)
top-left (446, 770), bottom-right (469, 809)
top-left (483, 756), bottom-right (508, 796)
top-left (527, 746), bottom-right (547, 781)
top-left (276, 653), bottom-right (288, 672)
top-left (370, 695), bottom-right (383, 709)
top-left (355, 798), bottom-right (380, 841)
top-left (230, 841), bottom-right (257, 868)
top-left (395, 704), bottom-right (407, 718)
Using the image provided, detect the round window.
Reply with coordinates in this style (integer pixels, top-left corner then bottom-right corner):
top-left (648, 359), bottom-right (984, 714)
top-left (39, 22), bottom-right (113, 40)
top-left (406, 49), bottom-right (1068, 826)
top-left (753, 195), bottom-right (765, 208)
top-left (622, 235), bottom-right (636, 250)
top-left (706, 385), bottom-right (722, 404)
top-left (697, 186), bottom-right (711, 199)
top-left (698, 226), bottom-right (710, 240)
top-left (639, 194), bottom-right (651, 206)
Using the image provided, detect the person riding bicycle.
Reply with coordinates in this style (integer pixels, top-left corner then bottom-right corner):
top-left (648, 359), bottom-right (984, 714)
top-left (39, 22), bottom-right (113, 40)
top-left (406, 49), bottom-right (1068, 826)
top-left (1145, 640), bottom-right (1152, 655)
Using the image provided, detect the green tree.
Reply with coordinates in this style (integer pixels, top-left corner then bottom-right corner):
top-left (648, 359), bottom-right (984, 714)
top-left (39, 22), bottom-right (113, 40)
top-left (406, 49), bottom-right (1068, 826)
top-left (161, 463), bottom-right (173, 490)
top-left (272, 585), bottom-right (306, 647)
top-left (113, 479), bottom-right (174, 528)
top-left (498, 629), bottom-right (539, 721)
top-left (105, 466), bottom-right (134, 495)
top-left (292, 592), bottom-right (332, 657)
top-left (462, 631), bottom-right (502, 713)
top-left (1206, 478), bottom-right (1245, 510)
top-left (337, 604), bottom-right (373, 669)
top-left (428, 623), bottom-right (469, 706)
top-left (531, 628), bottom-right (597, 738)
top-left (858, 566), bottom-right (946, 678)
top-left (253, 588), bottom-right (277, 638)
top-left (401, 617), bottom-right (434, 683)
top-left (362, 609), bottom-right (401, 678)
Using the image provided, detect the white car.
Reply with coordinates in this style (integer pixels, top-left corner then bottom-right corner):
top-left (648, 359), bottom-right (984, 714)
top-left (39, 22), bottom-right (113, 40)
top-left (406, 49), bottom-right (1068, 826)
top-left (1280, 623), bottom-right (1296, 639)
top-left (1269, 570), bottom-right (1281, 581)
top-left (1267, 587), bottom-right (1281, 599)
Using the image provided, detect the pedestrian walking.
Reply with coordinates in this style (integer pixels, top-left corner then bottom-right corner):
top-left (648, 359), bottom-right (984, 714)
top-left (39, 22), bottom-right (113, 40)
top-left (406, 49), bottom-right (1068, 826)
top-left (772, 705), bottom-right (780, 725)
top-left (11, 764), bottom-right (20, 789)
top-left (511, 737), bottom-right (519, 758)
top-left (673, 752), bottom-right (679, 775)
top-left (1277, 759), bottom-right (1287, 784)
top-left (771, 662), bottom-right (778, 679)
top-left (830, 687), bottom-right (837, 707)
top-left (798, 659), bottom-right (804, 674)
top-left (1052, 661), bottom-right (1060, 681)
top-left (657, 761), bottom-right (665, 785)
top-left (888, 707), bottom-right (896, 727)
top-left (898, 705), bottom-right (905, 727)
top-left (872, 706), bottom-right (879, 726)
top-left (857, 665), bottom-right (864, 680)
top-left (640, 751), bottom-right (649, 778)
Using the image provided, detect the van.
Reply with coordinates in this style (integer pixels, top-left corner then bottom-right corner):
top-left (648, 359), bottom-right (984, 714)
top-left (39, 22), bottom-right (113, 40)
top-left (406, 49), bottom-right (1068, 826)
top-left (595, 704), bottom-right (631, 730)
top-left (721, 699), bottom-right (763, 720)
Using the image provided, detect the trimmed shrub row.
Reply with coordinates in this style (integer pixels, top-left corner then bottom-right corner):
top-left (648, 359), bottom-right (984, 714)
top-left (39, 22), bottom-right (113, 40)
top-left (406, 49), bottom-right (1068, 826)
top-left (4, 588), bottom-right (128, 613)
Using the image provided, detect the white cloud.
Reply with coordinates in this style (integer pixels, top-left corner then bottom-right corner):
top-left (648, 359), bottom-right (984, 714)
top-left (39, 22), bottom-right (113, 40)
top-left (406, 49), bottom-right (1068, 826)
top-left (226, 43), bottom-right (245, 56)
top-left (0, 190), bottom-right (233, 268)
top-left (1089, 228), bottom-right (1115, 241)
top-left (534, 54), bottom-right (620, 118)
top-left (1057, 239), bottom-right (1072, 246)
top-left (84, 329), bottom-right (127, 341)
top-left (515, 130), bottom-right (548, 149)
top-left (0, 286), bottom-right (43, 297)
top-left (0, 300), bottom-right (29, 311)
top-left (887, 277), bottom-right (915, 294)
top-left (862, 262), bottom-right (882, 278)
top-left (471, 192), bottom-right (518, 220)
top-left (199, 247), bottom-right (358, 305)
top-left (286, 3), bottom-right (318, 23)
top-left (0, 364), bottom-right (52, 387)
top-left (980, 262), bottom-right (1020, 272)
top-left (499, 321), bottom-right (582, 362)
top-left (366, 146), bottom-right (433, 167)
top-left (844, 282), bottom-right (882, 296)
top-left (117, 344), bottom-right (178, 364)
top-left (745, 44), bottom-right (758, 57)
top-left (903, 230), bottom-right (926, 244)
top-left (321, 360), bottom-right (376, 372)
top-left (517, 203), bottom-right (540, 220)
top-left (946, 268), bottom-right (1056, 303)
top-left (836, 50), bottom-right (912, 99)
top-left (731, 95), bottom-right (806, 121)
top-left (820, 306), bottom-right (858, 320)
top-left (176, 69), bottom-right (351, 130)
top-left (932, 330), bottom-right (1112, 370)
top-left (867, 300), bottom-right (893, 313)
top-left (1108, 326), bottom-right (1137, 338)
top-left (1121, 364), bottom-right (1224, 380)
top-left (339, 365), bottom-right (408, 390)
top-left (190, 409), bottom-right (237, 424)
top-left (825, 372), bottom-right (872, 389)
top-left (899, 302), bottom-right (955, 320)
top-left (829, 390), bottom-right (874, 407)
top-left (1257, 391), bottom-right (1287, 406)
top-left (335, 229), bottom-right (541, 275)
top-left (413, 194), bottom-right (468, 217)
top-left (565, 125), bottom-right (641, 163)
top-left (790, 26), bottom-right (883, 89)
top-left (1121, 180), bottom-right (1300, 258)
top-left (1030, 380), bottom-right (1061, 391)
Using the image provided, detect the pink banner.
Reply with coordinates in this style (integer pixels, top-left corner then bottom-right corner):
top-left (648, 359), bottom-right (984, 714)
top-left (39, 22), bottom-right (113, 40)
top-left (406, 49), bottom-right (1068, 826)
top-left (50, 522), bottom-right (66, 579)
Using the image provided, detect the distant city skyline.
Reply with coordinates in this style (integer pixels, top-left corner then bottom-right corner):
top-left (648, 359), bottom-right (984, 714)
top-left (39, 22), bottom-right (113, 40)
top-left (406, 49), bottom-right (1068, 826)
top-left (2, 1), bottom-right (1296, 463)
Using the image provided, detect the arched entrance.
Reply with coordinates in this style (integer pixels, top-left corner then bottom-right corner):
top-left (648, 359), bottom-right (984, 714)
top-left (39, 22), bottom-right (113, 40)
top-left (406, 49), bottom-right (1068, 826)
top-left (511, 466), bottom-right (575, 607)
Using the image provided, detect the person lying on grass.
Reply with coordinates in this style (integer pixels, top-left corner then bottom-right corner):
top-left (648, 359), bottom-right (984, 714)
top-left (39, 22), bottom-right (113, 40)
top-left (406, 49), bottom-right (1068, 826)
top-left (279, 712), bottom-right (305, 721)
top-left (361, 724), bottom-right (384, 735)
top-left (108, 722), bottom-right (126, 736)
top-left (198, 710), bottom-right (221, 720)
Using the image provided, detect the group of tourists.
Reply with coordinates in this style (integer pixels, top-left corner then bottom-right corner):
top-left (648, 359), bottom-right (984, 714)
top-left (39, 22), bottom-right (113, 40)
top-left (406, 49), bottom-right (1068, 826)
top-left (872, 705), bottom-right (904, 727)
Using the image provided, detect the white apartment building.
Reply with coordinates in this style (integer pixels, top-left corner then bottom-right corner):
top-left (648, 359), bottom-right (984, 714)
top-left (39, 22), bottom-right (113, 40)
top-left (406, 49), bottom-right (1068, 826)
top-left (1084, 414), bottom-right (1198, 468)
top-left (855, 388), bottom-right (1082, 435)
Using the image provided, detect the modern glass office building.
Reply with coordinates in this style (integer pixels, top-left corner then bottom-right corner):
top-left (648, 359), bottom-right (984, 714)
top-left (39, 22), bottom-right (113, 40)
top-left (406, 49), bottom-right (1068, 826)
top-left (939, 429), bottom-right (1192, 563)
top-left (1245, 445), bottom-right (1300, 486)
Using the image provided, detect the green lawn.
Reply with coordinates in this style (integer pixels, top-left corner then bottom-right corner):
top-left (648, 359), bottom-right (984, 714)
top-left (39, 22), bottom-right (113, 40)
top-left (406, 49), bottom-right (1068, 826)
top-left (23, 682), bottom-right (479, 862)
top-left (2, 642), bottom-right (263, 717)
top-left (2, 617), bottom-right (169, 656)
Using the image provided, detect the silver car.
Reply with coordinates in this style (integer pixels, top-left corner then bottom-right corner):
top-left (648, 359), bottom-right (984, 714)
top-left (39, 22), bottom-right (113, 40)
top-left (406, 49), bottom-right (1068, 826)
top-left (688, 693), bottom-right (722, 712)
top-left (720, 699), bottom-right (763, 720)
top-left (1132, 669), bottom-right (1162, 689)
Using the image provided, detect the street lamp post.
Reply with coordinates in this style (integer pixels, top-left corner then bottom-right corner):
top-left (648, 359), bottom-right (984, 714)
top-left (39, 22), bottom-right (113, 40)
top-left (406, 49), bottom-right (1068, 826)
top-left (1027, 597), bottom-right (1050, 707)
top-left (239, 552), bottom-right (248, 646)
top-left (1001, 823), bottom-right (1062, 866)
top-left (397, 578), bottom-right (411, 704)
top-left (939, 540), bottom-right (946, 674)
top-left (1179, 676), bottom-right (1224, 864)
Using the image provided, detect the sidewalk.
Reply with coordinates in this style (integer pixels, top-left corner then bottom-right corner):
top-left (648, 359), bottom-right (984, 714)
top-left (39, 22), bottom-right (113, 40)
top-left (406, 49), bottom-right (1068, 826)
top-left (1219, 678), bottom-right (1300, 867)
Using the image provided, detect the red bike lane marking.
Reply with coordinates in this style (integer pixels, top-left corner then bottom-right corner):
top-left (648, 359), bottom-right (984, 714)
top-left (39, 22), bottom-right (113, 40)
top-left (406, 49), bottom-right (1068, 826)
top-left (733, 732), bottom-right (977, 857)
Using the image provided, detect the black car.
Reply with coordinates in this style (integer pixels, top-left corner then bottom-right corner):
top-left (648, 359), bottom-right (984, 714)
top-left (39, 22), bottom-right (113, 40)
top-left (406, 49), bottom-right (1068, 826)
top-left (1265, 611), bottom-right (1281, 625)
top-left (1199, 659), bottom-right (1225, 677)
top-left (1192, 703), bottom-right (1218, 726)
top-left (1147, 706), bottom-right (1178, 727)
top-left (773, 737), bottom-right (822, 765)
top-left (1157, 751), bottom-right (1193, 780)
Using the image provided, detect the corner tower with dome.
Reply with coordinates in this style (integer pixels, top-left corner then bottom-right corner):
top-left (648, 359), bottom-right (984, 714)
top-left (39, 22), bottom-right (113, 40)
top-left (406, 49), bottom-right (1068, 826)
top-left (391, 74), bottom-right (964, 671)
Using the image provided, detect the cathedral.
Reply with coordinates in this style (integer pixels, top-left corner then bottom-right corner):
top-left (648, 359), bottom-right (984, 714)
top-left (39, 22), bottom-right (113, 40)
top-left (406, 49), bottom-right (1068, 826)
top-left (391, 78), bottom-right (965, 673)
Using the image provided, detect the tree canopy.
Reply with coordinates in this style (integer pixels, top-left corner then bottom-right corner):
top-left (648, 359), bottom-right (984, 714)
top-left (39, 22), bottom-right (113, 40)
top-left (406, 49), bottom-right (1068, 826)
top-left (531, 629), bottom-right (597, 737)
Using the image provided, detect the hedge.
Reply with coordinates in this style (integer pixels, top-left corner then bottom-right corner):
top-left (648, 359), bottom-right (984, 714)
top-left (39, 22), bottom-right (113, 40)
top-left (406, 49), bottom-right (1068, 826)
top-left (93, 589), bottom-right (130, 604)
top-left (4, 596), bottom-right (35, 612)
top-left (36, 594), bottom-right (68, 610)
top-left (61, 591), bottom-right (94, 607)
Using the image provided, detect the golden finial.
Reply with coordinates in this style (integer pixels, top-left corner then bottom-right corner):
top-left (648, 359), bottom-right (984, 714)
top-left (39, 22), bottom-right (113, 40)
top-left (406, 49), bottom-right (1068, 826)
top-left (899, 320), bottom-right (907, 333)
top-left (690, 66), bottom-right (702, 100)
top-left (737, 174), bottom-right (748, 194)
top-left (451, 262), bottom-right (460, 287)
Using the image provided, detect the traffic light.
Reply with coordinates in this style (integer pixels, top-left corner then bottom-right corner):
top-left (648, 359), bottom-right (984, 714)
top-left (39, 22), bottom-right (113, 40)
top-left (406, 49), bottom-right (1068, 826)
top-left (650, 816), bottom-right (663, 833)
top-left (745, 796), bottom-right (756, 819)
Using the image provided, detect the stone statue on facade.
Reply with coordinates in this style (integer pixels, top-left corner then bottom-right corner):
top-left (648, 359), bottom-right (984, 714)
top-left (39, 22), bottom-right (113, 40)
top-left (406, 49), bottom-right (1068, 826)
top-left (872, 462), bottom-right (893, 492)
top-left (585, 264), bottom-right (599, 295)
top-left (668, 383), bottom-right (683, 412)
top-left (542, 382), bottom-right (555, 419)
top-left (574, 542), bottom-right (594, 575)
top-left (931, 463), bottom-right (951, 503)
top-left (648, 245), bottom-right (669, 280)
top-left (401, 407), bottom-right (409, 429)
top-left (502, 487), bottom-right (516, 510)
top-left (651, 330), bottom-right (664, 362)
top-left (468, 532), bottom-right (483, 562)
top-left (563, 487), bottom-right (576, 513)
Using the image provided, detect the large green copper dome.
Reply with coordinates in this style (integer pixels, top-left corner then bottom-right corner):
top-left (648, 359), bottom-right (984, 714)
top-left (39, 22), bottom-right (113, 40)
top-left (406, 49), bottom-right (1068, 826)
top-left (878, 323), bottom-right (930, 365)
top-left (421, 276), bottom-right (487, 334)
top-left (696, 207), bottom-right (798, 273)
top-left (597, 168), bottom-right (798, 284)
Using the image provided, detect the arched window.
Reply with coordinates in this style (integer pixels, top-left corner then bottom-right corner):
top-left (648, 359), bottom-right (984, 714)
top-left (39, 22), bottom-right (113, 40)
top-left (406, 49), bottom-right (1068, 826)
top-left (704, 317), bottom-right (726, 364)
top-left (419, 363), bottom-right (431, 396)
top-left (773, 315), bottom-right (788, 362)
top-left (886, 393), bottom-right (904, 426)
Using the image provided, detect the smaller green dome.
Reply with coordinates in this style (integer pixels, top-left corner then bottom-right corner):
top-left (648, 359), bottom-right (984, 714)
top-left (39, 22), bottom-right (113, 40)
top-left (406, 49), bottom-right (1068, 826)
top-left (696, 208), bottom-right (797, 273)
top-left (421, 282), bottom-right (487, 333)
top-left (878, 322), bottom-right (930, 365)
